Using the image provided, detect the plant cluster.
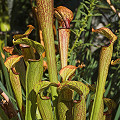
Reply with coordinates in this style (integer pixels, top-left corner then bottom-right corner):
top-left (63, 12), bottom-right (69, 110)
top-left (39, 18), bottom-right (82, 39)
top-left (0, 0), bottom-right (120, 120)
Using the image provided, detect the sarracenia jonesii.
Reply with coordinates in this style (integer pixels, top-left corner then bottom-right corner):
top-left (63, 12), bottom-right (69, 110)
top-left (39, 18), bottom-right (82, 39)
top-left (90, 27), bottom-right (117, 120)
top-left (36, 0), bottom-right (58, 118)
top-left (54, 6), bottom-right (73, 68)
top-left (54, 6), bottom-right (74, 120)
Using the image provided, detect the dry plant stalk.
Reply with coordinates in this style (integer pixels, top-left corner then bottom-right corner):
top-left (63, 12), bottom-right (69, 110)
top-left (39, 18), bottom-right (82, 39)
top-left (0, 88), bottom-right (18, 119)
top-left (106, 0), bottom-right (120, 17)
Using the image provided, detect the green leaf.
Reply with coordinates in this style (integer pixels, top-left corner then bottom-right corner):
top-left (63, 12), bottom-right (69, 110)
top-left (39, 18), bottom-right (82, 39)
top-left (9, 70), bottom-right (24, 118)
top-left (73, 96), bottom-right (86, 120)
top-left (37, 94), bottom-right (53, 120)
top-left (20, 45), bottom-right (36, 61)
top-left (4, 55), bottom-right (23, 72)
top-left (36, 1), bottom-right (59, 119)
top-left (25, 57), bottom-right (43, 120)
top-left (114, 104), bottom-right (120, 120)
top-left (13, 38), bottom-right (44, 57)
top-left (84, 1), bottom-right (90, 4)
top-left (89, 99), bottom-right (104, 120)
top-left (4, 55), bottom-right (24, 118)
top-left (79, 10), bottom-right (87, 16)
top-left (98, 100), bottom-right (104, 120)
top-left (0, 52), bottom-right (14, 99)
top-left (81, 2), bottom-right (89, 11)
top-left (58, 86), bottom-right (73, 120)
top-left (92, 13), bottom-right (102, 16)
top-left (24, 25), bottom-right (35, 35)
top-left (92, 27), bottom-right (117, 43)
top-left (70, 29), bottom-right (79, 36)
top-left (58, 81), bottom-right (89, 97)
top-left (13, 25), bottom-right (35, 40)
top-left (15, 58), bottom-right (26, 90)
top-left (58, 101), bottom-right (71, 120)
top-left (34, 81), bottom-right (58, 95)
top-left (59, 65), bottom-right (78, 82)
top-left (90, 27), bottom-right (117, 120)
